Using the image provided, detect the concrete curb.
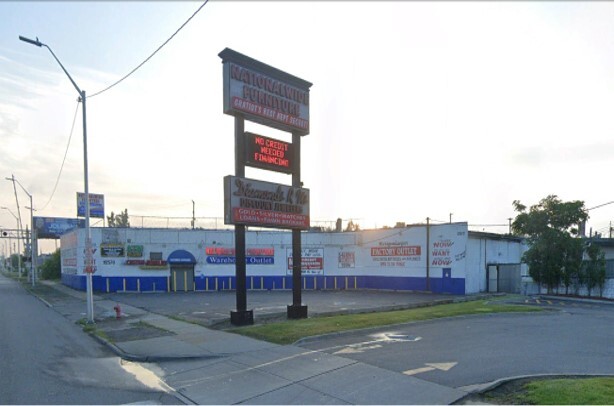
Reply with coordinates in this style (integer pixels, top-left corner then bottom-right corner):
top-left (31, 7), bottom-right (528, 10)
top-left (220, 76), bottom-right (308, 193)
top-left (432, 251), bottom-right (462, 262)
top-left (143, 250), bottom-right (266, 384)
top-left (182, 295), bottom-right (494, 329)
top-left (538, 295), bottom-right (614, 306)
top-left (87, 329), bottom-right (226, 363)
top-left (292, 310), bottom-right (552, 346)
top-left (292, 295), bottom-right (532, 346)
top-left (30, 292), bottom-right (53, 308)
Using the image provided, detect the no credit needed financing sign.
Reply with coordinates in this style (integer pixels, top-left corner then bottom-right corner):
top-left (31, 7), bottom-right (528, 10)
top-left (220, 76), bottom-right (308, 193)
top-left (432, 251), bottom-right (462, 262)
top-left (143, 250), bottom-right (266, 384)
top-left (245, 132), bottom-right (295, 174)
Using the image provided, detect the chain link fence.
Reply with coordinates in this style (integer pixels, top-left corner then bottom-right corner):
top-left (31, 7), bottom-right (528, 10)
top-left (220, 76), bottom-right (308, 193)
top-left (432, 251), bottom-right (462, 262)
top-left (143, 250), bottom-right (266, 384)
top-left (127, 216), bottom-right (339, 231)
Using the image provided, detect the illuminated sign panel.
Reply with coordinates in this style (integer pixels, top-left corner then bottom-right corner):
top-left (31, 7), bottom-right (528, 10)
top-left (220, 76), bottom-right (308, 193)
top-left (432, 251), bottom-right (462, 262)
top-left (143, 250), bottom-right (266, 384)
top-left (219, 48), bottom-right (312, 135)
top-left (224, 175), bottom-right (310, 230)
top-left (245, 132), bottom-right (294, 174)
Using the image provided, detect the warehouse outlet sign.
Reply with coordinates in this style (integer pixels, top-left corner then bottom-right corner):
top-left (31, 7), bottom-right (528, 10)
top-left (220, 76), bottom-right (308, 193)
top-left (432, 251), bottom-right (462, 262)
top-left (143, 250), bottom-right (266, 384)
top-left (220, 48), bottom-right (311, 135)
top-left (224, 175), bottom-right (310, 229)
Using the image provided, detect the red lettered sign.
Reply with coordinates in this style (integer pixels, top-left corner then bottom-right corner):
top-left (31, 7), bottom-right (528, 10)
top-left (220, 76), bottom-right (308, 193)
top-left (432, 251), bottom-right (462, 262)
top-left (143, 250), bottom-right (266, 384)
top-left (245, 132), bottom-right (295, 174)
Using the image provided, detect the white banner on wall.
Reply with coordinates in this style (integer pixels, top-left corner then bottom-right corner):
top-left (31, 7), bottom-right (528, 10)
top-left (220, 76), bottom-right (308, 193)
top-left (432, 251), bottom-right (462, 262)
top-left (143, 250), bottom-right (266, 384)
top-left (428, 223), bottom-right (467, 277)
top-left (357, 223), bottom-right (468, 277)
top-left (287, 248), bottom-right (324, 275)
top-left (338, 251), bottom-right (355, 268)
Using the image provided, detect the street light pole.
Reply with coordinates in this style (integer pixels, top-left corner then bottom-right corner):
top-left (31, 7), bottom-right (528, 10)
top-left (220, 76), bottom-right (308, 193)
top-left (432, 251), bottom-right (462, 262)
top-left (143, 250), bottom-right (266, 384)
top-left (7, 174), bottom-right (24, 236)
top-left (25, 205), bottom-right (37, 286)
top-left (7, 176), bottom-right (36, 287)
top-left (2, 207), bottom-right (22, 277)
top-left (19, 35), bottom-right (95, 323)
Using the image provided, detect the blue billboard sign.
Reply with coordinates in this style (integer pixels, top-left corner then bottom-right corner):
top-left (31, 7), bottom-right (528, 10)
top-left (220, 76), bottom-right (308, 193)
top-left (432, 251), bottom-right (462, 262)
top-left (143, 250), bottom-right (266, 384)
top-left (77, 192), bottom-right (105, 218)
top-left (33, 217), bottom-right (85, 239)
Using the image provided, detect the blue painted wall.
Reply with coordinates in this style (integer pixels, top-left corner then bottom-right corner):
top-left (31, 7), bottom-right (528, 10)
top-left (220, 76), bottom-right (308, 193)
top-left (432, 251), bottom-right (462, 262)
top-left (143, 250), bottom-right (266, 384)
top-left (62, 274), bottom-right (465, 295)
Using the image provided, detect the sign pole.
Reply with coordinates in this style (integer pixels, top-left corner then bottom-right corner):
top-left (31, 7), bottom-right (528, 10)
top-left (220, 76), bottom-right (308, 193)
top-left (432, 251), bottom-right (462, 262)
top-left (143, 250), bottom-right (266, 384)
top-left (220, 48), bottom-right (311, 323)
top-left (288, 132), bottom-right (308, 319)
top-left (426, 217), bottom-right (431, 292)
top-left (230, 116), bottom-right (253, 326)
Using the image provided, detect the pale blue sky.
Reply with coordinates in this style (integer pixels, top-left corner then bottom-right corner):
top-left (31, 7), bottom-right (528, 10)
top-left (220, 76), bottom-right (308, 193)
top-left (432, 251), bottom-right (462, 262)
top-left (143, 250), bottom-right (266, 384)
top-left (2, 1), bottom-right (614, 253)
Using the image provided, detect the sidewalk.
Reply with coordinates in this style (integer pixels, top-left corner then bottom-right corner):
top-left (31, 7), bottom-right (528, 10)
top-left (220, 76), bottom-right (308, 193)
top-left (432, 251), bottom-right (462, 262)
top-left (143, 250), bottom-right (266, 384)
top-left (36, 280), bottom-right (472, 405)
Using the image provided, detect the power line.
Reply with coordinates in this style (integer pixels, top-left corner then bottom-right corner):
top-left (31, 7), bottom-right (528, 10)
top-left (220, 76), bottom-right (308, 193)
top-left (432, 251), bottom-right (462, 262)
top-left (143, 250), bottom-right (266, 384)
top-left (38, 101), bottom-right (80, 212)
top-left (89, 0), bottom-right (209, 99)
top-left (587, 201), bottom-right (614, 211)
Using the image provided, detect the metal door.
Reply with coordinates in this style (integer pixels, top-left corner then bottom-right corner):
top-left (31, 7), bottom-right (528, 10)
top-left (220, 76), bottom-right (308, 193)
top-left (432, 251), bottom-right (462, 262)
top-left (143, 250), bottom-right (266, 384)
top-left (487, 265), bottom-right (498, 293)
top-left (497, 264), bottom-right (521, 293)
top-left (171, 266), bottom-right (194, 292)
top-left (442, 268), bottom-right (453, 293)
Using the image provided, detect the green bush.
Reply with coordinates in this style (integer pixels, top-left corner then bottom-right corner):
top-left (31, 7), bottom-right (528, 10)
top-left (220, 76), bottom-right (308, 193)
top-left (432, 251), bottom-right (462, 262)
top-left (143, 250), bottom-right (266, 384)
top-left (40, 249), bottom-right (61, 280)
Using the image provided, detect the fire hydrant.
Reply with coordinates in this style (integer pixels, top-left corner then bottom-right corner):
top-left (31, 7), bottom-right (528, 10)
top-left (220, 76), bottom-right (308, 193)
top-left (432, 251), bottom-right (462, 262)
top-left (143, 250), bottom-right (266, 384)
top-left (113, 303), bottom-right (122, 319)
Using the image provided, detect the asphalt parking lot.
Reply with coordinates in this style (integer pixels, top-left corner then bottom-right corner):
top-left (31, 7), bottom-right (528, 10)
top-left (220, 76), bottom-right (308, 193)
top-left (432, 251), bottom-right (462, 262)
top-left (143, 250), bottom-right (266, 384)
top-left (100, 289), bottom-right (472, 326)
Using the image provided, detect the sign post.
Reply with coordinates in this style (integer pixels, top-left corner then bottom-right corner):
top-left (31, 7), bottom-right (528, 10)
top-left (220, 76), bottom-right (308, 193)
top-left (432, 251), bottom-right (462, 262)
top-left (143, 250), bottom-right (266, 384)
top-left (231, 116), bottom-right (252, 326)
top-left (288, 132), bottom-right (308, 318)
top-left (220, 48), bottom-right (312, 325)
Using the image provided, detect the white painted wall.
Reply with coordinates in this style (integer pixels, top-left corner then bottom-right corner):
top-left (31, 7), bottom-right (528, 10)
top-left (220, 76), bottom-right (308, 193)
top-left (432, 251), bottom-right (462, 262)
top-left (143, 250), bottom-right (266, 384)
top-left (465, 234), bottom-right (527, 294)
top-left (61, 223), bottom-right (530, 295)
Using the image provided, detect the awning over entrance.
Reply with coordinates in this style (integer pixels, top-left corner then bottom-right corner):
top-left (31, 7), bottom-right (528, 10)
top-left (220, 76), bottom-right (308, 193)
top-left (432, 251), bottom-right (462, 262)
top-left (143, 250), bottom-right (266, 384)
top-left (168, 249), bottom-right (197, 265)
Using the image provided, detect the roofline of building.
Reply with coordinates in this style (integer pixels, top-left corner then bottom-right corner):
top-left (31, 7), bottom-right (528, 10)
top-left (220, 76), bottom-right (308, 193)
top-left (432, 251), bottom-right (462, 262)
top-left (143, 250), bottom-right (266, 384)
top-left (468, 230), bottom-right (525, 243)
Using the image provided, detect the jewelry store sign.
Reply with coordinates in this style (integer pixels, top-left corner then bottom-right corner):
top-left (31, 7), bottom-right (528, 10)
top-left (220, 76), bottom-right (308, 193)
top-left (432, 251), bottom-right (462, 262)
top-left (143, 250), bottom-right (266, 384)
top-left (224, 175), bottom-right (310, 230)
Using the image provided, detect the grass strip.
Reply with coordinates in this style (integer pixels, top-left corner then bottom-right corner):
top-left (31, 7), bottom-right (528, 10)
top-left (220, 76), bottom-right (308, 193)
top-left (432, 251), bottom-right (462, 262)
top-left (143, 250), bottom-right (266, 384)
top-left (230, 299), bottom-right (542, 344)
top-left (76, 318), bottom-right (113, 342)
top-left (524, 377), bottom-right (614, 405)
top-left (483, 376), bottom-right (614, 405)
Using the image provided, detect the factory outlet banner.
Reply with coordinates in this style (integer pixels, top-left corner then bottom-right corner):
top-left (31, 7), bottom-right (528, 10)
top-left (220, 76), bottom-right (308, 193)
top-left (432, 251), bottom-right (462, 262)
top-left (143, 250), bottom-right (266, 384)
top-left (360, 223), bottom-right (468, 276)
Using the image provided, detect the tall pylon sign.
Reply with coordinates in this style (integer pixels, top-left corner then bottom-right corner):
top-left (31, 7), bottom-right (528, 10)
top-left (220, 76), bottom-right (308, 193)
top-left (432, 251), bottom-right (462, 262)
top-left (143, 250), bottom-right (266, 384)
top-left (219, 48), bottom-right (312, 325)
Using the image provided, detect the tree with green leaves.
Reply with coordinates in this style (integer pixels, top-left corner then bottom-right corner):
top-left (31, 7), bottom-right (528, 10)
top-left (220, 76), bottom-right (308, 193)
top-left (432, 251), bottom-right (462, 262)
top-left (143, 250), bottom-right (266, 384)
top-left (512, 195), bottom-right (588, 294)
top-left (584, 242), bottom-right (606, 297)
top-left (107, 209), bottom-right (130, 228)
top-left (561, 236), bottom-right (584, 295)
top-left (40, 249), bottom-right (61, 280)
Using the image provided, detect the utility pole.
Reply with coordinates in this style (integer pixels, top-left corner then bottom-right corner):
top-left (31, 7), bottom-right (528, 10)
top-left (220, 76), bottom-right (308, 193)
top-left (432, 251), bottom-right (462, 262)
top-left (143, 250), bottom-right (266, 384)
top-left (426, 217), bottom-right (430, 292)
top-left (192, 200), bottom-right (195, 230)
top-left (2, 208), bottom-right (22, 277)
top-left (8, 175), bottom-right (24, 235)
top-left (508, 218), bottom-right (513, 235)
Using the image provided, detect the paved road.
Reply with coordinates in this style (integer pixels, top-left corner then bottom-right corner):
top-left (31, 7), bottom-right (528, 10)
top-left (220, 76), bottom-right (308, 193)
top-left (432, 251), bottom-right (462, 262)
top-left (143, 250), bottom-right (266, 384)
top-left (7, 274), bottom-right (613, 404)
top-left (0, 274), bottom-right (179, 405)
top-left (296, 302), bottom-right (614, 390)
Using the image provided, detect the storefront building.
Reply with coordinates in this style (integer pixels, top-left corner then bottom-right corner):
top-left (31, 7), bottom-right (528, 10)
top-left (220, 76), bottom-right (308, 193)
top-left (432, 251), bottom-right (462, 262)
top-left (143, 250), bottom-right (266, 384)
top-left (60, 222), bottom-right (527, 295)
